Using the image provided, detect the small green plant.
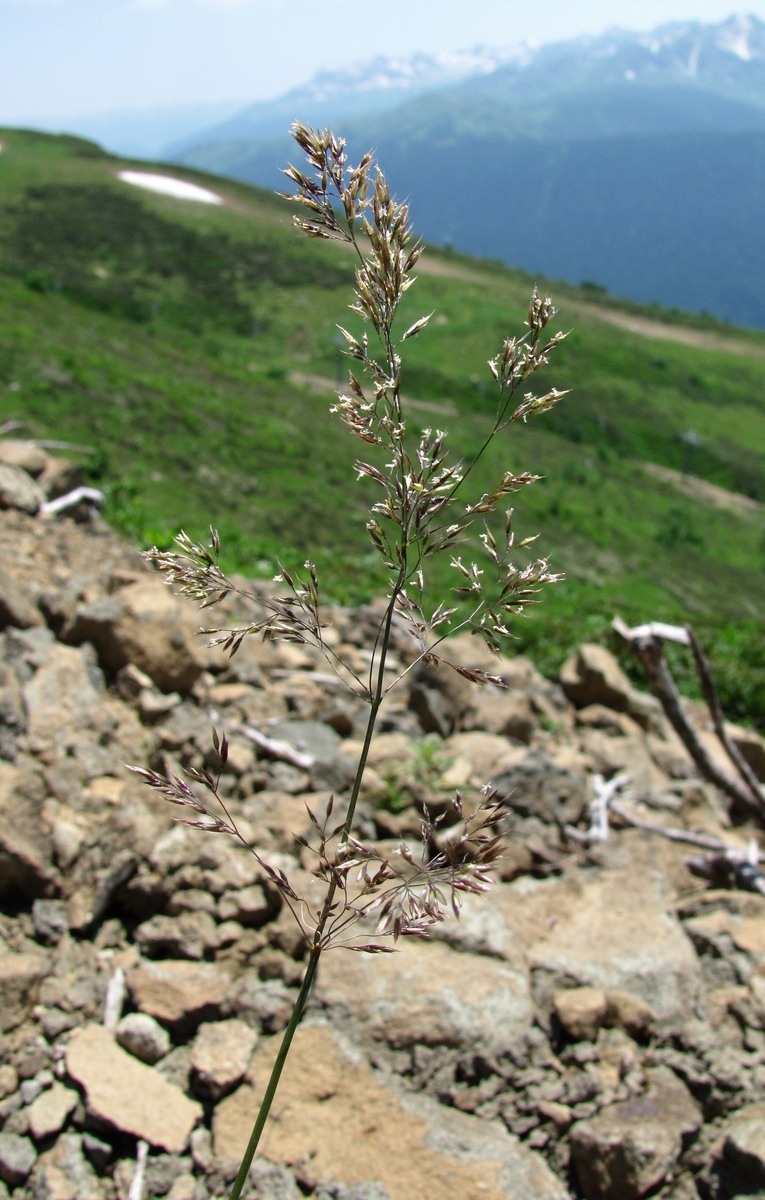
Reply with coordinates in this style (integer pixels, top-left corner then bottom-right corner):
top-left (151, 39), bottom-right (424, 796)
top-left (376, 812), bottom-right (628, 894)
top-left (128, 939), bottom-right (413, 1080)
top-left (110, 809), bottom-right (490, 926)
top-left (131, 122), bottom-right (567, 1198)
top-left (378, 733), bottom-right (452, 813)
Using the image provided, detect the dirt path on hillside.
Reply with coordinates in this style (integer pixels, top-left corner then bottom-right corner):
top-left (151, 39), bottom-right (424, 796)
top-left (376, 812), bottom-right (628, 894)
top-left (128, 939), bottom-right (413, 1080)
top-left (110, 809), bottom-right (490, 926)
top-left (578, 304), bottom-right (765, 358)
top-left (643, 462), bottom-right (764, 518)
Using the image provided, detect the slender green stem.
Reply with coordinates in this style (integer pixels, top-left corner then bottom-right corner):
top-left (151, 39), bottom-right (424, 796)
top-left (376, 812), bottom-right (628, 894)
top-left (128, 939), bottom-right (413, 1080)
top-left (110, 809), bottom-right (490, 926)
top-left (227, 574), bottom-right (403, 1197)
top-left (228, 946), bottom-right (321, 1200)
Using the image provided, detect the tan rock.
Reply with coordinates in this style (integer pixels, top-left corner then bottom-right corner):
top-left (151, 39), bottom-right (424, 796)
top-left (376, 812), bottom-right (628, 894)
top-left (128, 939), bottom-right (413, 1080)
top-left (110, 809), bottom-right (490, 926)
top-left (605, 989), bottom-right (655, 1038)
top-left (65, 1024), bottom-right (201, 1152)
top-left (0, 951), bottom-right (48, 1033)
top-left (0, 439), bottom-right (49, 476)
top-left (0, 762), bottom-right (58, 901)
top-left (560, 644), bottom-right (638, 717)
top-left (215, 1023), bottom-right (568, 1200)
top-left (27, 1083), bottom-right (79, 1140)
top-left (0, 462), bottom-right (43, 512)
top-left (127, 959), bottom-right (233, 1029)
top-left (554, 987), bottom-right (609, 1041)
top-left (70, 577), bottom-right (211, 693)
top-left (440, 731), bottom-right (526, 787)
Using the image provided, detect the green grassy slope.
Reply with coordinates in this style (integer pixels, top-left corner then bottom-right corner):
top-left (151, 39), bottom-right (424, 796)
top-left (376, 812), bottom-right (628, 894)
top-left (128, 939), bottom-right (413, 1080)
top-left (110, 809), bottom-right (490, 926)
top-left (1, 128), bottom-right (763, 723)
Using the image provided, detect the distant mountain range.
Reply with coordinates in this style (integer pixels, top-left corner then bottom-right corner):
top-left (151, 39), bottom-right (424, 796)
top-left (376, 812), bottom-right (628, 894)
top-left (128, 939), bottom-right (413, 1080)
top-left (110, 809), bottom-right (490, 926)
top-left (165, 13), bottom-right (765, 328)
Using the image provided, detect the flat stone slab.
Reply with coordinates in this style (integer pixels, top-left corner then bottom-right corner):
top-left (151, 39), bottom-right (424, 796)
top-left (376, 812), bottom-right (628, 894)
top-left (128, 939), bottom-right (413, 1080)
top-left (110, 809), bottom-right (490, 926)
top-left (214, 1022), bottom-right (568, 1200)
top-left (65, 1024), bottom-right (202, 1152)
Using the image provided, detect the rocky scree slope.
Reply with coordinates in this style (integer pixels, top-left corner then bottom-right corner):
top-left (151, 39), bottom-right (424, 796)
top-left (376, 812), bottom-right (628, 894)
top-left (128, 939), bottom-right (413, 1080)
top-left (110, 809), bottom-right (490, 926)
top-left (1, 440), bottom-right (765, 1200)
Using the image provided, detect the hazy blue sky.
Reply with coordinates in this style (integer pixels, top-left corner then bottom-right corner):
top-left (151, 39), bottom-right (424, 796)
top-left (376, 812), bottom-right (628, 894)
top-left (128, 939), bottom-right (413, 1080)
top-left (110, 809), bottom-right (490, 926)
top-left (2, 0), bottom-right (764, 123)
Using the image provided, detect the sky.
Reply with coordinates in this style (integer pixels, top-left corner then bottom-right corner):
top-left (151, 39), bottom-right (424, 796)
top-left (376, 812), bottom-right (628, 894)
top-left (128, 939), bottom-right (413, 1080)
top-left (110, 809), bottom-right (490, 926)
top-left (2, 0), bottom-right (764, 124)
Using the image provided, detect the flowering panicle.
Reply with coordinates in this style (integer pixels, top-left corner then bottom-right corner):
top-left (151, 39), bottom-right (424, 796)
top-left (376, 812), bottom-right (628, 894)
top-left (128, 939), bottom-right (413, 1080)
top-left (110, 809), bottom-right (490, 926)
top-left (131, 122), bottom-right (569, 1198)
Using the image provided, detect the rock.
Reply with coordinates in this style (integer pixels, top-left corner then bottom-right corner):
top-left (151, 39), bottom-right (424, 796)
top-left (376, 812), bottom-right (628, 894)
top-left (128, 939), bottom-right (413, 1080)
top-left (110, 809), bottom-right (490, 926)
top-left (32, 898), bottom-right (69, 944)
top-left (554, 987), bottom-right (656, 1042)
top-left (570, 1066), bottom-right (701, 1200)
top-left (115, 1012), bottom-right (172, 1064)
top-left (26, 1082), bottom-right (79, 1140)
top-left (554, 987), bottom-right (610, 1042)
top-left (606, 990), bottom-right (655, 1039)
top-left (0, 1132), bottom-right (36, 1187)
top-left (245, 1158), bottom-right (303, 1199)
top-left (166, 1173), bottom-right (198, 1200)
top-left (134, 911), bottom-right (218, 960)
top-left (528, 835), bottom-right (700, 1022)
top-left (0, 1067), bottom-right (17, 1101)
top-left (22, 642), bottom-right (105, 745)
top-left (0, 462), bottom-right (43, 513)
top-left (0, 439), bottom-right (49, 476)
top-left (492, 748), bottom-right (588, 826)
top-left (68, 577), bottom-right (211, 693)
top-left (722, 1102), bottom-right (765, 1186)
top-left (0, 762), bottom-right (58, 900)
top-left (0, 951), bottom-right (48, 1033)
top-left (38, 456), bottom-right (87, 502)
top-left (560, 644), bottom-right (654, 727)
top-left (316, 936), bottom-right (532, 1055)
top-left (0, 574), bottom-right (43, 630)
top-left (65, 1024), bottom-right (202, 1153)
top-left (127, 959), bottom-right (233, 1032)
top-left (190, 1019), bottom-right (258, 1100)
top-left (217, 884), bottom-right (272, 926)
top-left (30, 1132), bottom-right (103, 1200)
top-left (215, 1023), bottom-right (568, 1200)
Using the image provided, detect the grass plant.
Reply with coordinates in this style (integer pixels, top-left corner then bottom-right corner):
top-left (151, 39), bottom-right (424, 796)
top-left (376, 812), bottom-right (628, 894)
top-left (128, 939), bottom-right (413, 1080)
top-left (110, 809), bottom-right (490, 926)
top-left (130, 123), bottom-right (568, 1196)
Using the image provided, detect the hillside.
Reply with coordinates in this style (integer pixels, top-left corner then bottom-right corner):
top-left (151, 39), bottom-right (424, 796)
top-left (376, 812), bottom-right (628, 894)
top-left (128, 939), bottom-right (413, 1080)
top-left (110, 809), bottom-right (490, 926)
top-left (0, 127), bottom-right (763, 723)
top-left (171, 14), bottom-right (765, 328)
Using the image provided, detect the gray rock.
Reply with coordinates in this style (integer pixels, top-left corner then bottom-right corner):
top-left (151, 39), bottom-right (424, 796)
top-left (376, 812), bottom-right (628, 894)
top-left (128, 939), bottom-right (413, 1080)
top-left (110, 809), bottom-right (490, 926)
top-left (0, 1131), bottom-right (36, 1186)
top-left (144, 1153), bottom-right (193, 1197)
top-left (315, 1184), bottom-right (391, 1200)
top-left (0, 762), bottom-right (58, 901)
top-left (243, 1159), bottom-right (303, 1200)
top-left (134, 911), bottom-right (218, 960)
top-left (32, 898), bottom-right (69, 944)
top-left (30, 1132), bottom-right (102, 1200)
top-left (23, 642), bottom-right (105, 745)
top-left (492, 748), bottom-right (588, 826)
top-left (527, 834), bottom-right (701, 1022)
top-left (570, 1066), bottom-right (701, 1200)
top-left (115, 1012), bottom-right (171, 1064)
top-left (190, 1019), bottom-right (258, 1100)
top-left (722, 1102), bottom-right (765, 1186)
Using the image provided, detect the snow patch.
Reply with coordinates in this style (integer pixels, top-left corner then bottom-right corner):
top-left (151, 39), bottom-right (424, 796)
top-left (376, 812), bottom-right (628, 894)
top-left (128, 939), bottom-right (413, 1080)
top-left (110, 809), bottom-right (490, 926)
top-left (718, 14), bottom-right (755, 60)
top-left (117, 171), bottom-right (222, 205)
